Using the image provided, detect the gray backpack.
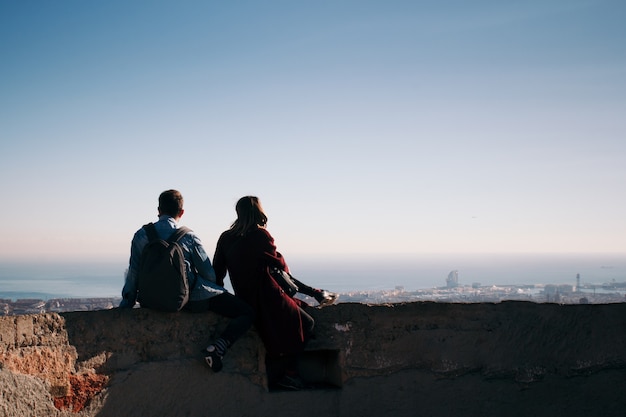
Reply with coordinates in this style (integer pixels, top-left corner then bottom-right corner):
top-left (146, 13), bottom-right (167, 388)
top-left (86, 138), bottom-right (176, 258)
top-left (137, 223), bottom-right (193, 312)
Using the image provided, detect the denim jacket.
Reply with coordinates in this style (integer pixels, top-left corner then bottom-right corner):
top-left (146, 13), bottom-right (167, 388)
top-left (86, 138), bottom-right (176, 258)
top-left (120, 215), bottom-right (225, 308)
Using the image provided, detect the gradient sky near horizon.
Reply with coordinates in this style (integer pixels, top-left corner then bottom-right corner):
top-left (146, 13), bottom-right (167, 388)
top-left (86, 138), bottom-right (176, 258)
top-left (1, 0), bottom-right (625, 262)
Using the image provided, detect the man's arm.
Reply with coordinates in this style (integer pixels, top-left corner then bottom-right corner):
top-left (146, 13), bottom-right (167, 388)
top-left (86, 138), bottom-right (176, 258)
top-left (212, 233), bottom-right (228, 287)
top-left (119, 229), bottom-right (147, 308)
top-left (190, 233), bottom-right (217, 283)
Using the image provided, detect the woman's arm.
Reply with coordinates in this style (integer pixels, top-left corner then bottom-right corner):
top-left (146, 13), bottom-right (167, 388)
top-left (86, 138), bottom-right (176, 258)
top-left (212, 232), bottom-right (229, 287)
top-left (255, 228), bottom-right (289, 272)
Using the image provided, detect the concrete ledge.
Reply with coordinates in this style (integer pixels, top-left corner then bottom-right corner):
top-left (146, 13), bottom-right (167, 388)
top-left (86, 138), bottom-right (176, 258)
top-left (1, 301), bottom-right (626, 416)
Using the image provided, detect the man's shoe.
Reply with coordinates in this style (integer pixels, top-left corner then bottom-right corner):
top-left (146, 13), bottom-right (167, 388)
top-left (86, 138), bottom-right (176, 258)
top-left (203, 345), bottom-right (223, 372)
top-left (316, 290), bottom-right (338, 307)
top-left (273, 374), bottom-right (307, 391)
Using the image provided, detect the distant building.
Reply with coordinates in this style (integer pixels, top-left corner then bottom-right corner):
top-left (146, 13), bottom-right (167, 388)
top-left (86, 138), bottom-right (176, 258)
top-left (544, 284), bottom-right (574, 295)
top-left (447, 270), bottom-right (459, 288)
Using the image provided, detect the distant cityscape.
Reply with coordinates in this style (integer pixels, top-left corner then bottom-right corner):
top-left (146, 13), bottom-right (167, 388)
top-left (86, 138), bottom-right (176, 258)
top-left (2, 272), bottom-right (625, 316)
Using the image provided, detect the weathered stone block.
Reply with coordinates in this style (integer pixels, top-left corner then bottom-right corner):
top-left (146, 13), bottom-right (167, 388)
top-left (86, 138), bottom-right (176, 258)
top-left (0, 316), bottom-right (16, 349)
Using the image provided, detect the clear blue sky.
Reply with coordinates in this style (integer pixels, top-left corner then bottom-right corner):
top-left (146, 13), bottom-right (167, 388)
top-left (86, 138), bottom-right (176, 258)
top-left (1, 0), bottom-right (625, 262)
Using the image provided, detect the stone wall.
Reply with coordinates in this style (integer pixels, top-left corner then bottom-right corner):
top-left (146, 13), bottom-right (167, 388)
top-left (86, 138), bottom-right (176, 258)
top-left (1, 301), bottom-right (625, 417)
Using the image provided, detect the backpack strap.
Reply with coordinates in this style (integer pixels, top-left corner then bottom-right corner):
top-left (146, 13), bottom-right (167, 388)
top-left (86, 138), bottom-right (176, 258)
top-left (143, 223), bottom-right (159, 242)
top-left (168, 226), bottom-right (197, 292)
top-left (142, 223), bottom-right (190, 243)
top-left (168, 226), bottom-right (190, 243)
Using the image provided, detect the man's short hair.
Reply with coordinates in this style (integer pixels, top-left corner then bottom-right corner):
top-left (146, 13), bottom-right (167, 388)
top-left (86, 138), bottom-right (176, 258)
top-left (158, 189), bottom-right (184, 217)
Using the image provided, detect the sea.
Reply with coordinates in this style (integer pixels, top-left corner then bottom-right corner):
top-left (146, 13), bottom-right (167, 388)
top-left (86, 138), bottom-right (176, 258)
top-left (1, 253), bottom-right (625, 301)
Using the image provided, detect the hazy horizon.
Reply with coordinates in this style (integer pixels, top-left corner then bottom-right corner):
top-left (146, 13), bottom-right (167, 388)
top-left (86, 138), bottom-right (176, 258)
top-left (2, 252), bottom-right (625, 300)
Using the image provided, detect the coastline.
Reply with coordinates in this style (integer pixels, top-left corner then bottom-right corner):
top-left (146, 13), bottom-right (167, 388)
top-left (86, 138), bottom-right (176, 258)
top-left (2, 252), bottom-right (626, 298)
top-left (2, 280), bottom-right (625, 316)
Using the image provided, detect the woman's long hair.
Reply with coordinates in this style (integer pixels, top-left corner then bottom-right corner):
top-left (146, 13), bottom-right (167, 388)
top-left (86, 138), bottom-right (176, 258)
top-left (230, 196), bottom-right (268, 236)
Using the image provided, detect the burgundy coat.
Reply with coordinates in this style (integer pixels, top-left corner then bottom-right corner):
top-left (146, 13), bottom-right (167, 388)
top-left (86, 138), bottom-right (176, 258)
top-left (213, 227), bottom-right (306, 356)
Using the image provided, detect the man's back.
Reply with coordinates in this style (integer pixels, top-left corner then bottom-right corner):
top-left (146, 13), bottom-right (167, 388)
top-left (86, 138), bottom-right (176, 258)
top-left (120, 216), bottom-right (221, 308)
